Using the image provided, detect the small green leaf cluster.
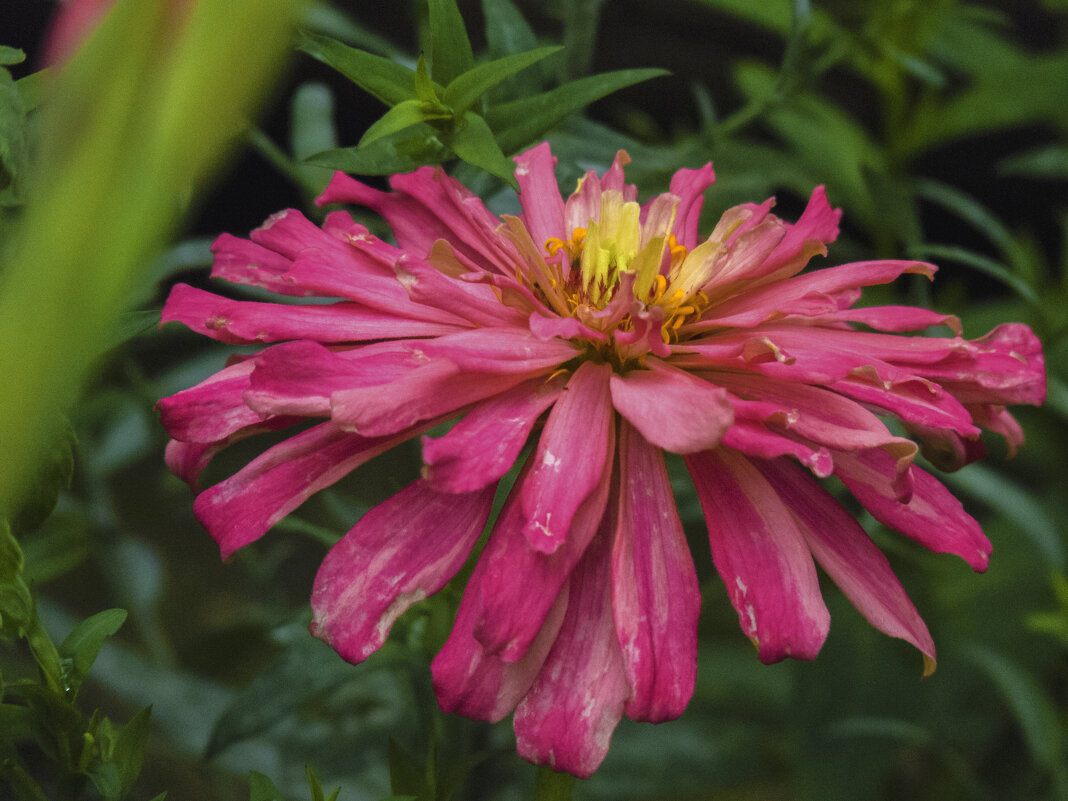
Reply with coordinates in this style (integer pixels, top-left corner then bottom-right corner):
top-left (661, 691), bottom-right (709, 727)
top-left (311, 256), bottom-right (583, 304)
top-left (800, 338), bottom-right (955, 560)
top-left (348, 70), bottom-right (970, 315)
top-left (298, 0), bottom-right (667, 188)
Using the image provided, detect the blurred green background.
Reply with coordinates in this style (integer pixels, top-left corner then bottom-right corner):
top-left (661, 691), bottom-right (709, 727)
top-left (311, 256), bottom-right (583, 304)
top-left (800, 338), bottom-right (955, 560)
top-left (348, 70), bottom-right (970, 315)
top-left (2, 1), bottom-right (1067, 799)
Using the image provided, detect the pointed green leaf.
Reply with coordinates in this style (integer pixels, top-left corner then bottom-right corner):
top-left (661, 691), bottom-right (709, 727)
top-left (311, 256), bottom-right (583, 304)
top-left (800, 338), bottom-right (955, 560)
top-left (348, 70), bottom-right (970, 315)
top-left (249, 771), bottom-right (284, 801)
top-left (306, 764), bottom-right (342, 801)
top-left (447, 111), bottom-right (517, 188)
top-left (428, 0), bottom-right (476, 85)
top-left (909, 244), bottom-right (1039, 306)
top-left (307, 125), bottom-right (450, 176)
top-left (443, 46), bottom-right (562, 114)
top-left (483, 0), bottom-right (539, 59)
top-left (359, 99), bottom-right (451, 148)
top-left (486, 68), bottom-right (669, 154)
top-left (112, 706), bottom-right (153, 796)
top-left (999, 145), bottom-right (1068, 180)
top-left (298, 32), bottom-right (418, 106)
top-left (60, 608), bottom-right (128, 694)
top-left (414, 54), bottom-right (439, 104)
top-left (291, 82), bottom-right (338, 160)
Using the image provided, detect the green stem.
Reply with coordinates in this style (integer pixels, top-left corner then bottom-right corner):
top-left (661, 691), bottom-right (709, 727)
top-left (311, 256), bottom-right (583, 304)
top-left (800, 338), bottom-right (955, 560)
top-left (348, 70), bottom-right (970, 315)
top-left (532, 765), bottom-right (576, 801)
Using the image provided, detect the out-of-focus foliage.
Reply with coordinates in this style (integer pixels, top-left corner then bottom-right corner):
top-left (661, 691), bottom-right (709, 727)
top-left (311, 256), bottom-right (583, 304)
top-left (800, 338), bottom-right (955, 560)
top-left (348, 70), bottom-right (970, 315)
top-left (1, 0), bottom-right (1066, 799)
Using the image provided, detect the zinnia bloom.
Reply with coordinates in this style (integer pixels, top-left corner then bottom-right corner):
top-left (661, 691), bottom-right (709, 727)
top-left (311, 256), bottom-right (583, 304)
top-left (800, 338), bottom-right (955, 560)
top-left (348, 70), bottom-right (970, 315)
top-left (158, 143), bottom-right (1045, 777)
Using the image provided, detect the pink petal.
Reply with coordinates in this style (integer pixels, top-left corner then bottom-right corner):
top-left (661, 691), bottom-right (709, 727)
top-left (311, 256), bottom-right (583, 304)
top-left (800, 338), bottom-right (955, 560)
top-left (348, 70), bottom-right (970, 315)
top-left (244, 340), bottom-right (417, 417)
top-left (685, 448), bottom-right (830, 662)
top-left (612, 422), bottom-right (700, 721)
top-left (309, 479), bottom-right (495, 663)
top-left (210, 233), bottom-right (305, 296)
top-left (912, 323), bottom-right (1046, 406)
top-left (156, 359), bottom-right (263, 443)
top-left (513, 518), bottom-right (630, 779)
top-left (514, 142), bottom-right (567, 249)
top-left (161, 283), bottom-right (464, 344)
top-left (432, 570), bottom-right (569, 722)
top-left (721, 419), bottom-right (834, 477)
top-left (665, 162), bottom-right (716, 248)
top-left (968, 403), bottom-right (1025, 457)
top-left (475, 434), bottom-right (614, 662)
top-left (756, 185), bottom-right (842, 280)
top-left (193, 422), bottom-right (415, 559)
top-left (832, 448), bottom-right (991, 571)
top-left (759, 458), bottom-right (937, 676)
top-left (251, 208), bottom-right (354, 261)
top-left (521, 362), bottom-right (614, 553)
top-left (422, 375), bottom-right (566, 493)
top-left (609, 360), bottom-right (733, 454)
top-left (331, 359), bottom-right (529, 438)
top-left (414, 327), bottom-right (582, 374)
top-left (395, 255), bottom-right (528, 327)
top-left (699, 260), bottom-right (936, 331)
top-left (831, 368), bottom-right (979, 436)
top-left (826, 306), bottom-right (961, 334)
top-left (528, 312), bottom-right (606, 342)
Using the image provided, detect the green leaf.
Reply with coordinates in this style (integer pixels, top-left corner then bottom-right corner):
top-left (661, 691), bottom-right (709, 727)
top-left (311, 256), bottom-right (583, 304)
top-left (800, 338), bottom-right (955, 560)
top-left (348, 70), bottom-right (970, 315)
top-left (0, 755), bottom-right (51, 801)
top-left (298, 32), bottom-right (418, 106)
top-left (999, 145), bottom-right (1068, 180)
top-left (968, 647), bottom-right (1065, 781)
top-left (414, 54), bottom-right (440, 105)
top-left (0, 47), bottom-right (25, 67)
top-left (938, 464), bottom-right (1063, 569)
top-left (9, 418), bottom-right (76, 536)
top-left (481, 0), bottom-right (545, 101)
top-left (291, 82), bottom-right (338, 160)
top-left (913, 179), bottom-right (1015, 256)
top-left (359, 99), bottom-right (451, 148)
top-left (207, 636), bottom-right (353, 756)
top-left (59, 608), bottom-right (128, 696)
top-left (0, 521), bottom-right (34, 632)
top-left (442, 46), bottom-right (562, 115)
top-left (249, 771), bottom-right (284, 801)
top-left (307, 125), bottom-right (450, 176)
top-left (447, 110), bottom-right (517, 188)
top-left (908, 244), bottom-right (1040, 306)
top-left (428, 0), bottom-right (476, 85)
top-left (486, 68), bottom-right (669, 154)
top-left (110, 706), bottom-right (153, 797)
top-left (306, 764), bottom-right (341, 801)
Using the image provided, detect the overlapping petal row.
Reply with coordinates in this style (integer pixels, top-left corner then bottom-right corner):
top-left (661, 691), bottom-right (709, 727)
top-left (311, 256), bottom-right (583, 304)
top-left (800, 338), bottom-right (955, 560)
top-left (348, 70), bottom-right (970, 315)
top-left (158, 143), bottom-right (1045, 777)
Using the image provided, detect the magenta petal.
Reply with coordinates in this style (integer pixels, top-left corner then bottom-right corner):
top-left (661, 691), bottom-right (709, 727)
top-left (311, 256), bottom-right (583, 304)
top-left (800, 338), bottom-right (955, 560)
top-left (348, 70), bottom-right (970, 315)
top-left (666, 162), bottom-right (716, 248)
top-left (156, 359), bottom-right (262, 443)
top-left (610, 360), bottom-right (733, 454)
top-left (612, 423), bottom-right (700, 721)
top-left (432, 558), bottom-right (569, 722)
top-left (210, 233), bottom-right (304, 295)
top-left (415, 327), bottom-right (581, 374)
top-left (331, 359), bottom-right (529, 437)
top-left (722, 419), bottom-right (834, 478)
top-left (422, 375), bottom-right (565, 493)
top-left (685, 448), bottom-right (830, 662)
top-left (521, 361), bottom-right (614, 553)
top-left (759, 458), bottom-right (936, 675)
top-left (513, 519), bottom-right (630, 779)
top-left (515, 142), bottom-right (567, 248)
top-left (244, 340), bottom-right (416, 417)
top-left (162, 283), bottom-right (464, 345)
top-left (194, 423), bottom-right (412, 559)
top-left (475, 432), bottom-right (614, 662)
top-left (309, 479), bottom-right (495, 663)
top-left (395, 255), bottom-right (528, 327)
top-left (833, 448), bottom-right (991, 571)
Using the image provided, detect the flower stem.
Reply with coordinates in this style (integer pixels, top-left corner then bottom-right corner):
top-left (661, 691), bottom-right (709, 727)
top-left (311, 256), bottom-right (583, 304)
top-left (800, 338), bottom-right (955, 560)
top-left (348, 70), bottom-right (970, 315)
top-left (532, 765), bottom-right (576, 801)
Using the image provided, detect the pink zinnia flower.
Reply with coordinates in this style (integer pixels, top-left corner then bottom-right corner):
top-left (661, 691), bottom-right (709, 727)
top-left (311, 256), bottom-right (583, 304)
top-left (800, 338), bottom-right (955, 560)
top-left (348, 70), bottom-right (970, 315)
top-left (158, 143), bottom-right (1045, 777)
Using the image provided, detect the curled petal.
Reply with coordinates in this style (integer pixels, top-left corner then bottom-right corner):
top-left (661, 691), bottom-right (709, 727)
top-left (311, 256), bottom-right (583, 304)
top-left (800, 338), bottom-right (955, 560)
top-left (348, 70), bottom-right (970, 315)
top-left (664, 162), bottom-right (716, 248)
top-left (685, 448), bottom-right (830, 662)
top-left (833, 448), bottom-right (991, 571)
top-left (310, 480), bottom-right (495, 663)
top-left (156, 358), bottom-right (262, 443)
